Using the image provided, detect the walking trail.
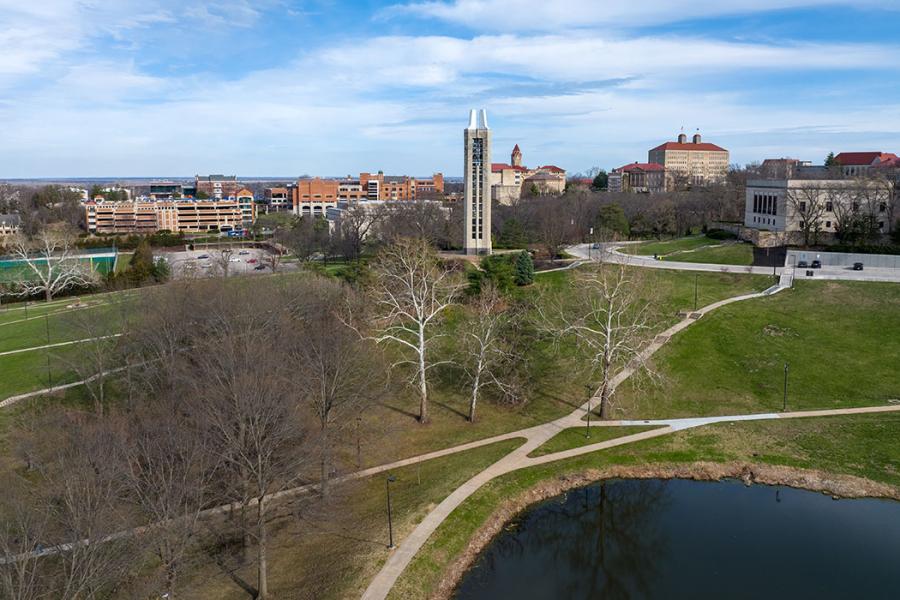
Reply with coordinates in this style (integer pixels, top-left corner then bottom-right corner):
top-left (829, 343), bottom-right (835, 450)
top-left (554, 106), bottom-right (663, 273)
top-left (358, 277), bottom-right (900, 600)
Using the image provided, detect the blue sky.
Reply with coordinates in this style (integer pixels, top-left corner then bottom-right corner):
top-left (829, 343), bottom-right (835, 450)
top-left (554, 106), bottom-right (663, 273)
top-left (1, 0), bottom-right (899, 177)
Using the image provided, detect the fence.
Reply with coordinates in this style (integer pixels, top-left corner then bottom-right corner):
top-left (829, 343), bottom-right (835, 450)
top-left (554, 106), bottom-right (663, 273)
top-left (786, 250), bottom-right (900, 269)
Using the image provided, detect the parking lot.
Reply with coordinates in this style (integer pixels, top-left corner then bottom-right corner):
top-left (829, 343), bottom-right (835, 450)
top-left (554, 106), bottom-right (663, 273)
top-left (160, 246), bottom-right (286, 279)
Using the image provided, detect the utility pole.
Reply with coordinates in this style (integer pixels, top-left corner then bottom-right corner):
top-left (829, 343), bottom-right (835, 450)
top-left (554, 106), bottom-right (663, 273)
top-left (585, 383), bottom-right (592, 438)
top-left (693, 273), bottom-right (699, 311)
top-left (386, 475), bottom-right (397, 549)
top-left (783, 363), bottom-right (789, 411)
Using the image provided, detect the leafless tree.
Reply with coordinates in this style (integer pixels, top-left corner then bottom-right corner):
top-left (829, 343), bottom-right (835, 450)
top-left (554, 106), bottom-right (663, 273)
top-left (363, 238), bottom-right (463, 423)
top-left (263, 247), bottom-right (283, 272)
top-left (460, 284), bottom-right (518, 422)
top-left (118, 401), bottom-right (217, 599)
top-left (376, 201), bottom-right (451, 249)
top-left (338, 203), bottom-right (386, 262)
top-left (181, 287), bottom-right (313, 600)
top-left (8, 224), bottom-right (98, 302)
top-left (543, 259), bottom-right (656, 419)
top-left (286, 278), bottom-right (382, 492)
top-left (0, 477), bottom-right (49, 600)
top-left (786, 184), bottom-right (829, 247)
top-left (531, 200), bottom-right (572, 261)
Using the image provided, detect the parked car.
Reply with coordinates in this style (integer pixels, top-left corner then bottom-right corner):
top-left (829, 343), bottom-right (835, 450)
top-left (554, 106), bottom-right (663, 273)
top-left (797, 260), bottom-right (809, 269)
top-left (254, 264), bottom-right (267, 270)
top-left (197, 254), bottom-right (210, 260)
top-left (229, 256), bottom-right (241, 263)
top-left (852, 262), bottom-right (864, 271)
top-left (811, 260), bottom-right (822, 269)
top-left (247, 258), bottom-right (258, 264)
top-left (591, 243), bottom-right (601, 249)
top-left (238, 250), bottom-right (250, 255)
top-left (200, 263), bottom-right (212, 269)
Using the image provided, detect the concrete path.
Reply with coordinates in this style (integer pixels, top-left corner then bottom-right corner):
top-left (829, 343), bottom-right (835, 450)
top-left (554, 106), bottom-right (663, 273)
top-left (0, 334), bottom-right (122, 358)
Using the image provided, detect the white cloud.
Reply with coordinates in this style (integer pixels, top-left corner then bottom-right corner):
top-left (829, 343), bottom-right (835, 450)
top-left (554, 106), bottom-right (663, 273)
top-left (388, 0), bottom-right (889, 31)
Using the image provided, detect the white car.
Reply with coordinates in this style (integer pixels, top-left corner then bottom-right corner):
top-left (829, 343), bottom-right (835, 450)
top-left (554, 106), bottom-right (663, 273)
top-left (238, 250), bottom-right (250, 255)
top-left (229, 256), bottom-right (241, 263)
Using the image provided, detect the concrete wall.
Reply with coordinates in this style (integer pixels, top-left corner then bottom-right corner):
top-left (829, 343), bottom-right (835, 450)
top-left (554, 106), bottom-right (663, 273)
top-left (787, 249), bottom-right (900, 269)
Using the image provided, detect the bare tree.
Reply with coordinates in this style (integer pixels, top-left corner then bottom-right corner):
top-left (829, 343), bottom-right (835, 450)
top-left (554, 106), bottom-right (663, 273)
top-left (0, 477), bottom-right (49, 600)
top-left (8, 224), bottom-right (98, 302)
top-left (460, 284), bottom-right (518, 422)
top-left (338, 203), bottom-right (385, 262)
top-left (286, 278), bottom-right (381, 492)
top-left (543, 259), bottom-right (656, 419)
top-left (786, 184), bottom-right (829, 247)
top-left (182, 287), bottom-right (313, 600)
top-left (118, 401), bottom-right (217, 599)
top-left (363, 238), bottom-right (463, 423)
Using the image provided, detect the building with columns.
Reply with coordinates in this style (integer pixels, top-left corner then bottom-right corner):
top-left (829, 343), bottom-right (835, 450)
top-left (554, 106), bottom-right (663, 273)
top-left (465, 109), bottom-right (491, 255)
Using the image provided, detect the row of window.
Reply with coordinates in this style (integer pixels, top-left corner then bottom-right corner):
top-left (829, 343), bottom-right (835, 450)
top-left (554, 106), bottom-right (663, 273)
top-left (753, 193), bottom-right (778, 216)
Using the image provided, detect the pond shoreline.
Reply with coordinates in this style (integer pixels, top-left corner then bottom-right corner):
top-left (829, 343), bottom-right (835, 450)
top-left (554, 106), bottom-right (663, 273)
top-left (432, 461), bottom-right (900, 600)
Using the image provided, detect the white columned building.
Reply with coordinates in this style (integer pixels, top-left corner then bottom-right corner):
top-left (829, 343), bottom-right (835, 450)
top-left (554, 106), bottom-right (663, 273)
top-left (464, 109), bottom-right (492, 255)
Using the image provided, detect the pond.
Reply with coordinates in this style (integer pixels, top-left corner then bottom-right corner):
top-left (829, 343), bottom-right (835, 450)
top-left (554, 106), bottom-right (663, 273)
top-left (454, 478), bottom-right (900, 599)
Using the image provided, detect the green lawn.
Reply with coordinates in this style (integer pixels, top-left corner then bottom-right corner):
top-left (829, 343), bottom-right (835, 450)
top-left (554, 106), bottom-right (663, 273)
top-left (621, 235), bottom-right (720, 256)
top-left (391, 412), bottom-right (900, 600)
top-left (615, 280), bottom-right (900, 419)
top-left (0, 345), bottom-right (86, 398)
top-left (669, 242), bottom-right (754, 266)
top-left (528, 425), bottom-right (663, 457)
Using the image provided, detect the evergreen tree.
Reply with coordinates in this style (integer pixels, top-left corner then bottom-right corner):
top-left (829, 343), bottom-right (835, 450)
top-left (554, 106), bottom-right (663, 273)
top-left (824, 152), bottom-right (837, 167)
top-left (128, 238), bottom-right (156, 284)
top-left (514, 250), bottom-right (534, 286)
top-left (591, 170), bottom-right (609, 191)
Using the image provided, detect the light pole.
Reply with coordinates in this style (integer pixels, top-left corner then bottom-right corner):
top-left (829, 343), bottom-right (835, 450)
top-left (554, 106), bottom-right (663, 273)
top-left (386, 475), bottom-right (397, 549)
top-left (585, 383), bottom-right (592, 438)
top-left (588, 227), bottom-right (594, 260)
top-left (783, 363), bottom-right (789, 412)
top-left (693, 273), bottom-right (699, 311)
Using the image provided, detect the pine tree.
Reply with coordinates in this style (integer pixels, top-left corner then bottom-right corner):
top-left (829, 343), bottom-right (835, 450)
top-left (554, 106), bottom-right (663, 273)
top-left (824, 152), bottom-right (837, 167)
top-left (514, 250), bottom-right (534, 286)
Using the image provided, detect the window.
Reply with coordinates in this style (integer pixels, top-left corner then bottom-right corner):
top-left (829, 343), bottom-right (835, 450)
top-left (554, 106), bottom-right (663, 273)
top-left (826, 201), bottom-right (833, 212)
top-left (826, 221), bottom-right (832, 228)
top-left (799, 201), bottom-right (807, 212)
top-left (879, 203), bottom-right (887, 213)
top-left (799, 221), bottom-right (806, 229)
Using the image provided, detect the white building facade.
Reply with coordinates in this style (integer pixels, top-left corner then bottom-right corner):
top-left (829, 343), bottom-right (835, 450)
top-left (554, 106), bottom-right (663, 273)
top-left (464, 109), bottom-right (492, 255)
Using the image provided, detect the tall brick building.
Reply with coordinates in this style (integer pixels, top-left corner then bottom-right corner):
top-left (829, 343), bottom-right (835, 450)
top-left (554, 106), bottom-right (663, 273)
top-left (648, 132), bottom-right (729, 187)
top-left (195, 174), bottom-right (243, 199)
top-left (290, 171), bottom-right (444, 216)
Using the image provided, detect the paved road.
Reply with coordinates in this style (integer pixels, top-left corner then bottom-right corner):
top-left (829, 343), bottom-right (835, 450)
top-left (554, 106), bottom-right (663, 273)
top-left (569, 243), bottom-right (900, 283)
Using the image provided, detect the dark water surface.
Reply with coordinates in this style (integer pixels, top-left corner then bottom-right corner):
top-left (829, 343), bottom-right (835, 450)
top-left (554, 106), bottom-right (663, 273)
top-left (454, 479), bottom-right (900, 599)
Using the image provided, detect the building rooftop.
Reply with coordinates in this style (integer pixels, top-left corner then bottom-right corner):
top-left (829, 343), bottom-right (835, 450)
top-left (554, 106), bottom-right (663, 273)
top-left (492, 163), bottom-right (528, 172)
top-left (651, 141), bottom-right (727, 152)
top-left (537, 165), bottom-right (565, 173)
top-left (615, 162), bottom-right (665, 173)
top-left (834, 152), bottom-right (898, 166)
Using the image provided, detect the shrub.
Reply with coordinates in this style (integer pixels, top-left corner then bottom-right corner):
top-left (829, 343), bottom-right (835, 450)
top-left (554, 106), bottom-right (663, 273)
top-left (705, 228), bottom-right (737, 240)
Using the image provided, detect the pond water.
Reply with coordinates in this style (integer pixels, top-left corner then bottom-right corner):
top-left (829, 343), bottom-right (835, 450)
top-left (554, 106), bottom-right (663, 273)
top-left (454, 478), bottom-right (900, 599)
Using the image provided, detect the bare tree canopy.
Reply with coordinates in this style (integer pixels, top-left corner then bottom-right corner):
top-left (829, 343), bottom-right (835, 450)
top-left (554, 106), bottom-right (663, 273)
top-left (8, 224), bottom-right (98, 302)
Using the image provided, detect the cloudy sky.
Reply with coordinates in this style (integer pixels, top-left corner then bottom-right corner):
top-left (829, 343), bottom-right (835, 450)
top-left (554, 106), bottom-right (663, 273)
top-left (1, 0), bottom-right (899, 178)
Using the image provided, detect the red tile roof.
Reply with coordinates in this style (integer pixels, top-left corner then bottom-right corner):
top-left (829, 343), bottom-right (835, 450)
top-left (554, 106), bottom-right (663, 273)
top-left (492, 163), bottom-right (527, 172)
top-left (651, 141), bottom-right (727, 152)
top-left (615, 162), bottom-right (665, 173)
top-left (538, 165), bottom-right (565, 173)
top-left (872, 156), bottom-right (900, 169)
top-left (834, 152), bottom-right (898, 166)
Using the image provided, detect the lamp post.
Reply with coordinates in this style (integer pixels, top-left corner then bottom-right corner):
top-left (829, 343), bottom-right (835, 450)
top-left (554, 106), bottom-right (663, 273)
top-left (585, 383), bottom-right (592, 439)
top-left (386, 475), bottom-right (397, 549)
top-left (588, 227), bottom-right (594, 260)
top-left (693, 273), bottom-right (699, 311)
top-left (783, 363), bottom-right (789, 412)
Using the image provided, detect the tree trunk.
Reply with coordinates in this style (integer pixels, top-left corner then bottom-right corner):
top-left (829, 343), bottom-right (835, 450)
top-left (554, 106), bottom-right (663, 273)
top-left (468, 371), bottom-right (480, 423)
top-left (45, 287), bottom-right (52, 303)
top-left (417, 328), bottom-right (429, 424)
top-left (320, 424), bottom-right (330, 495)
top-left (599, 355), bottom-right (612, 419)
top-left (257, 496), bottom-right (268, 600)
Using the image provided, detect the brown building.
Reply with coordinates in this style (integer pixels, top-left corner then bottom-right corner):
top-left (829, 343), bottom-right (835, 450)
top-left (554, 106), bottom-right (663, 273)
top-left (291, 172), bottom-right (444, 215)
top-left (195, 174), bottom-right (243, 199)
top-left (263, 187), bottom-right (291, 212)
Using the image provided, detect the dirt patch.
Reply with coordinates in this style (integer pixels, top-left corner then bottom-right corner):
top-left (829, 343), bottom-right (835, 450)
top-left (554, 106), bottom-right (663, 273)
top-left (430, 462), bottom-right (900, 600)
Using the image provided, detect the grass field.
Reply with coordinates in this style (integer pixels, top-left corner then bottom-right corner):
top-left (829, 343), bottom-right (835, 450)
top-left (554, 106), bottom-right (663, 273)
top-left (615, 280), bottom-right (900, 418)
top-left (391, 412), bottom-right (900, 600)
top-left (528, 425), bottom-right (662, 457)
top-left (669, 242), bottom-right (754, 266)
top-left (621, 235), bottom-right (720, 256)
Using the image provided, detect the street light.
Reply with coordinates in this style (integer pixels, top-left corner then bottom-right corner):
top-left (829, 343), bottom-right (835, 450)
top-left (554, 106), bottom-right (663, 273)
top-left (585, 383), bottom-right (593, 438)
top-left (693, 273), bottom-right (699, 311)
top-left (386, 475), bottom-right (397, 549)
top-left (782, 363), bottom-right (789, 411)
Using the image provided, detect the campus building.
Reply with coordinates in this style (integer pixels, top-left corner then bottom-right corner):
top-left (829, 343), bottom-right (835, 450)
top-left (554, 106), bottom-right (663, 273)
top-left (0, 214), bottom-right (21, 237)
top-left (648, 132), bottom-right (729, 187)
top-left (834, 152), bottom-right (899, 177)
top-left (290, 172), bottom-right (445, 216)
top-left (85, 199), bottom-right (253, 234)
top-left (491, 144), bottom-right (566, 203)
top-left (608, 162), bottom-right (667, 193)
top-left (195, 174), bottom-right (243, 199)
top-left (743, 178), bottom-right (894, 243)
top-left (263, 187), bottom-right (292, 213)
top-left (465, 109), bottom-right (492, 255)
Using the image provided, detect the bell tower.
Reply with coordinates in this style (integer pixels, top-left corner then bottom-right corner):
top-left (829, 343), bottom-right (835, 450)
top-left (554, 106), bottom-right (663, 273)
top-left (511, 144), bottom-right (522, 167)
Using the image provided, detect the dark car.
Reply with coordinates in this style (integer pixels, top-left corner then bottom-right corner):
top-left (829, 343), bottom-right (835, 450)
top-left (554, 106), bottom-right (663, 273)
top-left (797, 260), bottom-right (809, 269)
top-left (254, 264), bottom-right (267, 270)
top-left (811, 260), bottom-right (822, 269)
top-left (852, 262), bottom-right (864, 271)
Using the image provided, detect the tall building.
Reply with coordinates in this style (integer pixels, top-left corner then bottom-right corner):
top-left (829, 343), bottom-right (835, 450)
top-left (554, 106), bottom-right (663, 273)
top-left (195, 174), bottom-right (242, 199)
top-left (464, 109), bottom-right (491, 255)
top-left (648, 132), bottom-right (729, 187)
top-left (490, 145), bottom-right (566, 204)
top-left (289, 171), bottom-right (445, 217)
